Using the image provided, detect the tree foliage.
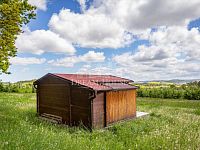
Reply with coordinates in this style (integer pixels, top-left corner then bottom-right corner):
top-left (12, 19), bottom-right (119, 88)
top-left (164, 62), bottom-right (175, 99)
top-left (137, 82), bottom-right (200, 100)
top-left (0, 0), bottom-right (36, 73)
top-left (0, 80), bottom-right (36, 93)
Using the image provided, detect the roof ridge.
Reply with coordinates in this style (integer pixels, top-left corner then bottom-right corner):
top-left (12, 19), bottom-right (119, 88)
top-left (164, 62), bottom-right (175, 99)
top-left (109, 74), bottom-right (133, 82)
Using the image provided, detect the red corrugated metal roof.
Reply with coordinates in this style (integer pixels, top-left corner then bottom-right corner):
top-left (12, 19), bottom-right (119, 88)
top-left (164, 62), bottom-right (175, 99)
top-left (53, 74), bottom-right (137, 91)
top-left (103, 83), bottom-right (137, 90)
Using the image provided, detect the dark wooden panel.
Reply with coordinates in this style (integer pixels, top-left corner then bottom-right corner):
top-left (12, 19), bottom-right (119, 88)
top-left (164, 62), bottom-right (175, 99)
top-left (71, 86), bottom-right (90, 107)
top-left (71, 106), bottom-right (91, 127)
top-left (70, 86), bottom-right (91, 127)
top-left (39, 84), bottom-right (70, 107)
top-left (38, 83), bottom-right (70, 124)
top-left (39, 105), bottom-right (70, 124)
top-left (92, 93), bottom-right (105, 128)
top-left (106, 90), bottom-right (136, 125)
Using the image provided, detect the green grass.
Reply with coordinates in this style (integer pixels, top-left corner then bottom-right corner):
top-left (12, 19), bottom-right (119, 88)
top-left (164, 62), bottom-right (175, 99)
top-left (0, 93), bottom-right (200, 150)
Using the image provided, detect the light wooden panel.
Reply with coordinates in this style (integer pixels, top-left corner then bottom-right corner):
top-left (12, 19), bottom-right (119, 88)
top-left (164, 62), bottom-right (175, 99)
top-left (106, 90), bottom-right (136, 125)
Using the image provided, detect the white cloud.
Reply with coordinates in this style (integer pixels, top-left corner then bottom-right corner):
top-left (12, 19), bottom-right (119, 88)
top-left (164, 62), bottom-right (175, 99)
top-left (76, 64), bottom-right (135, 80)
top-left (76, 0), bottom-right (87, 12)
top-left (76, 59), bottom-right (200, 81)
top-left (78, 65), bottom-right (112, 75)
top-left (48, 57), bottom-right (78, 67)
top-left (49, 51), bottom-right (105, 67)
top-left (10, 57), bottom-right (46, 65)
top-left (112, 26), bottom-right (200, 80)
top-left (28, 0), bottom-right (47, 11)
top-left (16, 29), bottom-right (76, 55)
top-left (92, 0), bottom-right (200, 31)
top-left (142, 26), bottom-right (200, 61)
top-left (48, 9), bottom-right (133, 49)
top-left (79, 51), bottom-right (105, 62)
top-left (47, 0), bottom-right (200, 49)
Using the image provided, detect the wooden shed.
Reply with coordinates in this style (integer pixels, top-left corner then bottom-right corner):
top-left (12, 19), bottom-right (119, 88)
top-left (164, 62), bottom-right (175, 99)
top-left (33, 73), bottom-right (137, 129)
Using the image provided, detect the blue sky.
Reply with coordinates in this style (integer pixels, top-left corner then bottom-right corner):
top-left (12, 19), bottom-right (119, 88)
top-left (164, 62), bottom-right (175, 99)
top-left (1, 0), bottom-right (200, 82)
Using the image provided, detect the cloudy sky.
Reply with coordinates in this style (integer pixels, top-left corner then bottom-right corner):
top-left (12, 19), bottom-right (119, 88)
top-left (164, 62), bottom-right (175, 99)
top-left (1, 0), bottom-right (200, 82)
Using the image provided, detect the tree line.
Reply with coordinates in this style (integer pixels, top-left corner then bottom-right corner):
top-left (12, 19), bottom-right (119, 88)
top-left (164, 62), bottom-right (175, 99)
top-left (137, 81), bottom-right (200, 100)
top-left (0, 81), bottom-right (36, 93)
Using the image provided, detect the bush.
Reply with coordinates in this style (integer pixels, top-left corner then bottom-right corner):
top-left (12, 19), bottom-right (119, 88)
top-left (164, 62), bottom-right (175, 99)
top-left (184, 88), bottom-right (200, 100)
top-left (0, 82), bottom-right (4, 92)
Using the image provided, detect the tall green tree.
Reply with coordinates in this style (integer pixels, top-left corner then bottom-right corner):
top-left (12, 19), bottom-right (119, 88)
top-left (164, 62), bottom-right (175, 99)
top-left (0, 0), bottom-right (36, 74)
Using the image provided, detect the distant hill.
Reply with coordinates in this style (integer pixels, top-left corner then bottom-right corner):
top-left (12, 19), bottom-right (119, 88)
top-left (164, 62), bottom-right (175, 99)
top-left (1, 79), bottom-right (36, 85)
top-left (16, 79), bottom-right (36, 84)
top-left (136, 79), bottom-right (200, 84)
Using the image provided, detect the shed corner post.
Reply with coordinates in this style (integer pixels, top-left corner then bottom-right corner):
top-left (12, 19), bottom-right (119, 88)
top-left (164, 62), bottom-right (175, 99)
top-left (34, 83), bottom-right (39, 116)
top-left (104, 91), bottom-right (107, 127)
top-left (69, 85), bottom-right (72, 126)
top-left (90, 98), bottom-right (93, 129)
top-left (90, 90), bottom-right (97, 129)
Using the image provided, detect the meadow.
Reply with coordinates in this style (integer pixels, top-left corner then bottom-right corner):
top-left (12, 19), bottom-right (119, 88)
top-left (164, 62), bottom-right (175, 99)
top-left (1, 93), bottom-right (200, 150)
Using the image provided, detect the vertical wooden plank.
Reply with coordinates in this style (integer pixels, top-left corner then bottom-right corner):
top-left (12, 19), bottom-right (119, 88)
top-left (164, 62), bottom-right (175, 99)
top-left (92, 93), bottom-right (105, 128)
top-left (106, 90), bottom-right (136, 125)
top-left (69, 85), bottom-right (72, 126)
top-left (104, 92), bottom-right (106, 127)
top-left (91, 99), bottom-right (93, 128)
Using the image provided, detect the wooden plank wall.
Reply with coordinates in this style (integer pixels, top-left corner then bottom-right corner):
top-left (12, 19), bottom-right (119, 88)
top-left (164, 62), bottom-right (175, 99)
top-left (37, 74), bottom-right (92, 127)
top-left (38, 84), bottom-right (70, 124)
top-left (92, 93), bottom-right (105, 128)
top-left (106, 90), bottom-right (136, 125)
top-left (70, 86), bottom-right (91, 127)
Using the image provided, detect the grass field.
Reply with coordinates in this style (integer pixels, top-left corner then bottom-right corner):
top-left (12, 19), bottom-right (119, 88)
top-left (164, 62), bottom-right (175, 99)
top-left (0, 93), bottom-right (200, 150)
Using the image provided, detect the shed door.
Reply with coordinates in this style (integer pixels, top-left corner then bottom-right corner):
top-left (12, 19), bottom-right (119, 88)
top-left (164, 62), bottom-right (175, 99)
top-left (70, 86), bottom-right (91, 127)
top-left (106, 90), bottom-right (136, 125)
top-left (38, 84), bottom-right (70, 124)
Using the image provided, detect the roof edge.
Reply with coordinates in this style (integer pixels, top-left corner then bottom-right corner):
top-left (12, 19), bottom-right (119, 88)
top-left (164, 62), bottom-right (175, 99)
top-left (33, 73), bottom-right (136, 91)
top-left (34, 73), bottom-right (95, 91)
